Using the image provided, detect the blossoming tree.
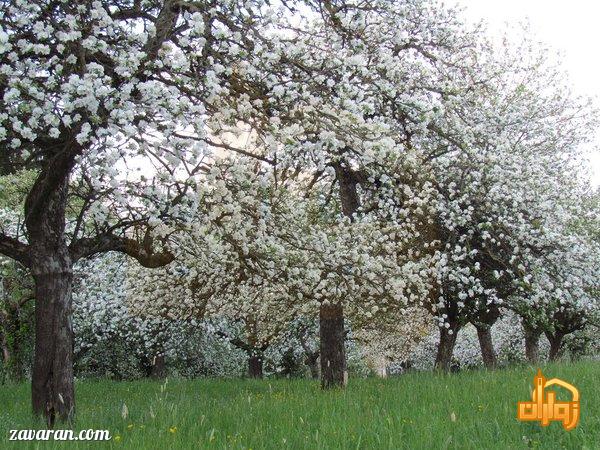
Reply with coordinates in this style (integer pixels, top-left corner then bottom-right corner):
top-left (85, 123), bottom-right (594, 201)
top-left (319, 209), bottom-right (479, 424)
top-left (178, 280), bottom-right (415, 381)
top-left (0, 0), bottom-right (313, 424)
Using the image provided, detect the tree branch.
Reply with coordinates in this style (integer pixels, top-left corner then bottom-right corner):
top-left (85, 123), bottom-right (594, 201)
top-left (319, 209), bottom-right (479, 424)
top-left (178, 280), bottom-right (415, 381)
top-left (0, 234), bottom-right (30, 268)
top-left (69, 232), bottom-right (174, 268)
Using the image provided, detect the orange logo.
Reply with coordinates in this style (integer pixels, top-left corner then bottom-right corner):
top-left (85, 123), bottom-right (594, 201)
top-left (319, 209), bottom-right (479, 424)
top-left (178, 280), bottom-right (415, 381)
top-left (517, 369), bottom-right (580, 431)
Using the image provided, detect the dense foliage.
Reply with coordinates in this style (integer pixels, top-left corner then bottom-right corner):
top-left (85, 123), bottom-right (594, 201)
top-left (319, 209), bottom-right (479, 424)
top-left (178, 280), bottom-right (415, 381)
top-left (0, 0), bottom-right (598, 426)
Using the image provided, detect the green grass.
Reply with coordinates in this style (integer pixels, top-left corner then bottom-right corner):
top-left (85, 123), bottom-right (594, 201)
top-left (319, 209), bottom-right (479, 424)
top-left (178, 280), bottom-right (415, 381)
top-left (0, 361), bottom-right (598, 449)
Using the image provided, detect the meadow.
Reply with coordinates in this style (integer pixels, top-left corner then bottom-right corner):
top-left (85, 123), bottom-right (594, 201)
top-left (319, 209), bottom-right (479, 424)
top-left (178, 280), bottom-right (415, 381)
top-left (0, 361), bottom-right (598, 449)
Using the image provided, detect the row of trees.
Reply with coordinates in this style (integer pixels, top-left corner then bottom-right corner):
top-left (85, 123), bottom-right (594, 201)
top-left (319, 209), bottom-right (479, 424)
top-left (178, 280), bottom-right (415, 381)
top-left (6, 256), bottom-right (596, 385)
top-left (0, 0), bottom-right (598, 426)
top-left (122, 151), bottom-right (598, 370)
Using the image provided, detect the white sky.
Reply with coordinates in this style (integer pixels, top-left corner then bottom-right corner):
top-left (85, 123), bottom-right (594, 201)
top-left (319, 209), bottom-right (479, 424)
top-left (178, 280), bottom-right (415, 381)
top-left (453, 0), bottom-right (600, 186)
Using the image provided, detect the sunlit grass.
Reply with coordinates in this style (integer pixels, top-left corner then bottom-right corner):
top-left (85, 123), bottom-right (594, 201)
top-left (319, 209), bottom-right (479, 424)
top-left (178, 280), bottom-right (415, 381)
top-left (0, 361), bottom-right (598, 449)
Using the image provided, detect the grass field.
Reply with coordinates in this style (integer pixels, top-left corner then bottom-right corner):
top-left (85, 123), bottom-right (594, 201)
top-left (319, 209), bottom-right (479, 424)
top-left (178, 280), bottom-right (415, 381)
top-left (0, 361), bottom-right (598, 449)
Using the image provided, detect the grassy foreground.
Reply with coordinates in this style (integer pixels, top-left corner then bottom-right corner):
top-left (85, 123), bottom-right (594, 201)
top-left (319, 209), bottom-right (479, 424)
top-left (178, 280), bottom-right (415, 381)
top-left (0, 361), bottom-right (598, 449)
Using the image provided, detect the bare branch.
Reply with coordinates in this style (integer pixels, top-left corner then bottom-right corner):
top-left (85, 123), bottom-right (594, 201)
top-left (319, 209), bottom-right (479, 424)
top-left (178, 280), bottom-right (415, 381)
top-left (0, 233), bottom-right (30, 268)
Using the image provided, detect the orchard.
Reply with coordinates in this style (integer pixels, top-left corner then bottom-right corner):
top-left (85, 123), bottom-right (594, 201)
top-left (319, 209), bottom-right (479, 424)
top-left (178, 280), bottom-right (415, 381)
top-left (0, 1), bottom-right (598, 445)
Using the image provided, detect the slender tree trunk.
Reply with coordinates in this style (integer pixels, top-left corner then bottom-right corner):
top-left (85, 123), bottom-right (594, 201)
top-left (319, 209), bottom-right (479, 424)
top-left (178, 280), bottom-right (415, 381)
top-left (31, 259), bottom-right (75, 427)
top-left (248, 353), bottom-right (263, 379)
top-left (319, 162), bottom-right (358, 389)
top-left (320, 303), bottom-right (347, 388)
top-left (475, 325), bottom-right (497, 368)
top-left (150, 354), bottom-right (166, 379)
top-left (546, 332), bottom-right (564, 362)
top-left (523, 323), bottom-right (542, 364)
top-left (434, 324), bottom-right (459, 371)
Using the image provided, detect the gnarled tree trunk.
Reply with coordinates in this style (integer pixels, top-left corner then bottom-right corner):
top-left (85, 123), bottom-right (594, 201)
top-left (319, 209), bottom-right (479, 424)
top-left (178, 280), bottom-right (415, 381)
top-left (248, 353), bottom-right (264, 379)
top-left (523, 323), bottom-right (542, 364)
top-left (475, 325), bottom-right (497, 368)
top-left (320, 303), bottom-right (347, 388)
top-left (27, 168), bottom-right (75, 427)
top-left (434, 322), bottom-right (459, 371)
top-left (31, 256), bottom-right (75, 427)
top-left (470, 305), bottom-right (500, 369)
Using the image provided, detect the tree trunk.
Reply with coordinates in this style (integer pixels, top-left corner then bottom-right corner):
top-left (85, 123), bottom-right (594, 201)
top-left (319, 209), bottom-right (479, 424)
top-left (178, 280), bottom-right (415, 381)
top-left (475, 325), bottom-right (497, 368)
top-left (523, 323), bottom-right (542, 364)
top-left (27, 167), bottom-right (75, 426)
top-left (320, 163), bottom-right (358, 389)
top-left (546, 332), bottom-right (564, 362)
top-left (31, 262), bottom-right (75, 427)
top-left (320, 303), bottom-right (347, 388)
top-left (248, 354), bottom-right (263, 379)
top-left (150, 354), bottom-right (167, 379)
top-left (434, 324), bottom-right (459, 371)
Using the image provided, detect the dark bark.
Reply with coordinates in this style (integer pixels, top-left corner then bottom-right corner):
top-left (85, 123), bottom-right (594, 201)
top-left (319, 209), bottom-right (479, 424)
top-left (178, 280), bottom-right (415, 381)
top-left (142, 0), bottom-right (180, 63)
top-left (546, 332), bottom-right (565, 362)
top-left (319, 303), bottom-right (347, 388)
top-left (475, 325), bottom-right (497, 368)
top-left (523, 323), bottom-right (542, 364)
top-left (333, 163), bottom-right (361, 218)
top-left (26, 164), bottom-right (76, 427)
top-left (470, 304), bottom-right (500, 369)
top-left (318, 162), bottom-right (360, 389)
top-left (0, 4), bottom-right (188, 426)
top-left (150, 354), bottom-right (167, 379)
top-left (248, 354), bottom-right (264, 379)
top-left (546, 308), bottom-right (585, 362)
top-left (434, 323), bottom-right (459, 371)
top-left (31, 264), bottom-right (75, 427)
top-left (70, 232), bottom-right (174, 268)
top-left (215, 331), bottom-right (267, 379)
top-left (0, 233), bottom-right (31, 267)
